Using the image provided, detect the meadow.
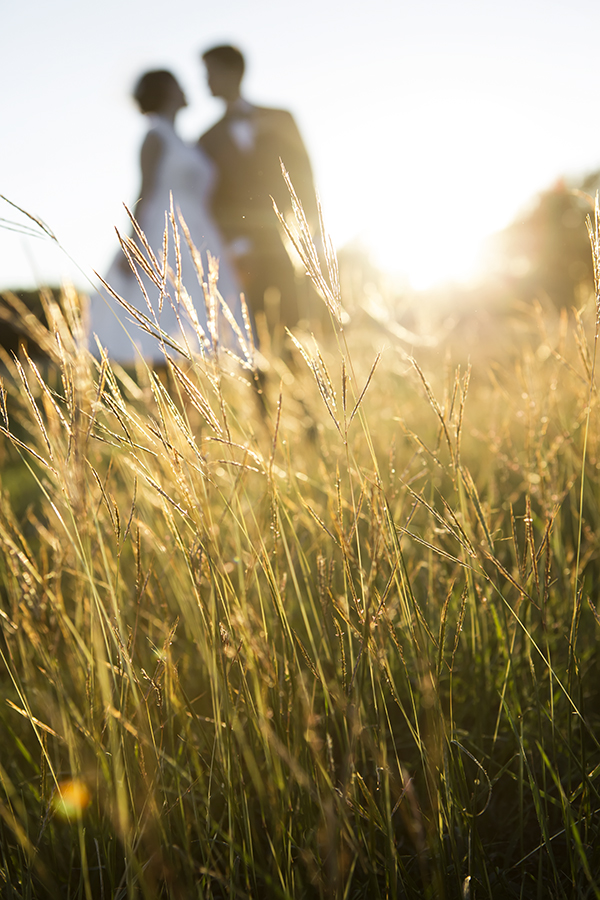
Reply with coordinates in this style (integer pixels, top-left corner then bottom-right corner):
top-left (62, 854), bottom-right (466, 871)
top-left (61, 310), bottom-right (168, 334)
top-left (0, 199), bottom-right (599, 899)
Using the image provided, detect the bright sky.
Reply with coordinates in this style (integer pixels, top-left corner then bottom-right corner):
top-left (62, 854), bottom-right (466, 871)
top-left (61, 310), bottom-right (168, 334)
top-left (2, 0), bottom-right (600, 292)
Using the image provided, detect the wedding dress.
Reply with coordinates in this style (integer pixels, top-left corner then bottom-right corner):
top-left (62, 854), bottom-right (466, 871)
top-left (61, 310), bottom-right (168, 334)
top-left (89, 115), bottom-right (244, 363)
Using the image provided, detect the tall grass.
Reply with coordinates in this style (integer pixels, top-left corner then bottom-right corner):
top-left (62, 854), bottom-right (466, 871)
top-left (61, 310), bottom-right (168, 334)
top-left (0, 201), bottom-right (599, 899)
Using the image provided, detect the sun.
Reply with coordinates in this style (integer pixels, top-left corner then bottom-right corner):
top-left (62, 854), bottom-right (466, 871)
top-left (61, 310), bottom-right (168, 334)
top-left (370, 212), bottom-right (487, 290)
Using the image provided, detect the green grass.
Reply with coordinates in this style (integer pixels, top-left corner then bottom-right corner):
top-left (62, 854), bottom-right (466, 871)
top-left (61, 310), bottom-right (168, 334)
top-left (0, 214), bottom-right (599, 899)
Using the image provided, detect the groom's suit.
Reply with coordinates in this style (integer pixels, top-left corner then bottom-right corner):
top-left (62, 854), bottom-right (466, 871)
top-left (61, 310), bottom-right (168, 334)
top-left (199, 102), bottom-right (317, 337)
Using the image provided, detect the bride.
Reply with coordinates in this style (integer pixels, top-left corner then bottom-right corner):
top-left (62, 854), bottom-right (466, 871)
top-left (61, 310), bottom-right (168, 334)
top-left (90, 69), bottom-right (245, 363)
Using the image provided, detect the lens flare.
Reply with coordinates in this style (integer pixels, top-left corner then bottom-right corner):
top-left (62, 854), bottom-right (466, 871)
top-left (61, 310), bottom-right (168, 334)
top-left (53, 780), bottom-right (91, 819)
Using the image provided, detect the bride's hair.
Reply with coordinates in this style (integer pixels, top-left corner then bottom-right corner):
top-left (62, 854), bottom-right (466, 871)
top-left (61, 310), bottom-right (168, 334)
top-left (134, 70), bottom-right (179, 114)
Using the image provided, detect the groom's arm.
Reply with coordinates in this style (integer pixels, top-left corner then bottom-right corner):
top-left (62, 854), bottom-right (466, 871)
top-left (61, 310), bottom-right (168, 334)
top-left (271, 110), bottom-right (319, 234)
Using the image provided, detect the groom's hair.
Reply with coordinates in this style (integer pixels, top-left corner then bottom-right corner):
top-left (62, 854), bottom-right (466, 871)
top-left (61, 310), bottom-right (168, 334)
top-left (134, 70), bottom-right (178, 113)
top-left (202, 45), bottom-right (245, 79)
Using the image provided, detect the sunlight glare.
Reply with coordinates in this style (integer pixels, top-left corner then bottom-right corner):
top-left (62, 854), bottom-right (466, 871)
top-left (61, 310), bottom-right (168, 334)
top-left (325, 69), bottom-right (553, 291)
top-left (369, 212), bottom-right (486, 290)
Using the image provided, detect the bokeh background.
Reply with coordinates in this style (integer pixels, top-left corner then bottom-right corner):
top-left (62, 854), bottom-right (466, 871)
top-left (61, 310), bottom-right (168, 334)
top-left (2, 0), bottom-right (600, 295)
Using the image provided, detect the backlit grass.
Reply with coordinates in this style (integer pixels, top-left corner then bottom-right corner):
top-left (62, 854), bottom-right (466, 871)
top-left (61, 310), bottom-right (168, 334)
top-left (0, 202), bottom-right (599, 899)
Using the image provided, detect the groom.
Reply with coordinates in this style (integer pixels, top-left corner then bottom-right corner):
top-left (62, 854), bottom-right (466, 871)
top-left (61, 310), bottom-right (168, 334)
top-left (198, 45), bottom-right (318, 343)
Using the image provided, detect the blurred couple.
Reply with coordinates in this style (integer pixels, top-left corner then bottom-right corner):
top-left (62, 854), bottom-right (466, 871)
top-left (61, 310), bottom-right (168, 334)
top-left (91, 45), bottom-right (317, 363)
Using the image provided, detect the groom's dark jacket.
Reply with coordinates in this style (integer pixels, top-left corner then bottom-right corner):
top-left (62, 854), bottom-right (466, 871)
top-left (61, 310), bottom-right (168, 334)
top-left (199, 104), bottom-right (317, 251)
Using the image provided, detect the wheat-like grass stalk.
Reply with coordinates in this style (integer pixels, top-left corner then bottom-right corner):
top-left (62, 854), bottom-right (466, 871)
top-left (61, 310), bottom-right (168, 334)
top-left (0, 181), bottom-right (599, 898)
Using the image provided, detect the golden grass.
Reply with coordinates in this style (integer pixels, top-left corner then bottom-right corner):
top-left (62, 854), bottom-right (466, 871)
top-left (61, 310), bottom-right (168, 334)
top-left (0, 201), bottom-right (598, 898)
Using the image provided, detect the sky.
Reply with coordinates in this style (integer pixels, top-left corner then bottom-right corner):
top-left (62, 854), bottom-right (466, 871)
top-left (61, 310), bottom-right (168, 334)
top-left (2, 0), bottom-right (600, 293)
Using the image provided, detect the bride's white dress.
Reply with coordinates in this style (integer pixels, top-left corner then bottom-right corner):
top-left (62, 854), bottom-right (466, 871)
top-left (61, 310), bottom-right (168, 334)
top-left (90, 115), bottom-right (244, 363)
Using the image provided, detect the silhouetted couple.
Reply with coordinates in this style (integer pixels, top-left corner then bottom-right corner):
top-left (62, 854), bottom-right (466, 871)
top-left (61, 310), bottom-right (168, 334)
top-left (91, 45), bottom-right (317, 363)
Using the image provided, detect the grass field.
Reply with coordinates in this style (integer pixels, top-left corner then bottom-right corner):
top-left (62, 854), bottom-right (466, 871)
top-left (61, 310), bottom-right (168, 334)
top-left (0, 206), bottom-right (599, 899)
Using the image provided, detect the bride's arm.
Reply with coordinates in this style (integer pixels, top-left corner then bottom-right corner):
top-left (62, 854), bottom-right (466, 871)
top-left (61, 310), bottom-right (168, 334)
top-left (136, 129), bottom-right (163, 223)
top-left (117, 130), bottom-right (164, 272)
